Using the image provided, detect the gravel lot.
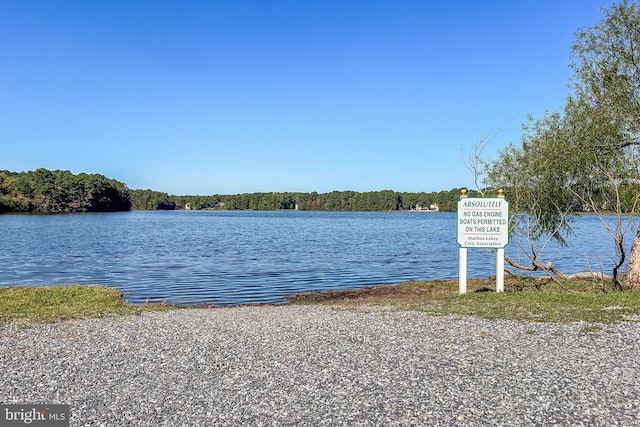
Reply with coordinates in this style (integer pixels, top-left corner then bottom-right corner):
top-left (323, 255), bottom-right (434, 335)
top-left (1, 305), bottom-right (639, 426)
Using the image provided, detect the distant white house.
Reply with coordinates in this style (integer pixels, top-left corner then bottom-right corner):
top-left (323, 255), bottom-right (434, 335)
top-left (413, 203), bottom-right (439, 212)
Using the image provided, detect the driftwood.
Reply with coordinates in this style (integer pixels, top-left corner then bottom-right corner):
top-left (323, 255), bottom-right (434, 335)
top-left (504, 251), bottom-right (614, 292)
top-left (564, 272), bottom-right (613, 282)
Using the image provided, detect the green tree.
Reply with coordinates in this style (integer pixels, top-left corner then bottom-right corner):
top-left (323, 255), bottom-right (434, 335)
top-left (0, 169), bottom-right (131, 213)
top-left (488, 1), bottom-right (640, 290)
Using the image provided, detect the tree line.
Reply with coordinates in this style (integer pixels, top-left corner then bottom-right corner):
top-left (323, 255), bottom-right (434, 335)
top-left (0, 169), bottom-right (131, 213)
top-left (0, 168), bottom-right (478, 213)
top-left (5, 167), bottom-right (637, 216)
top-left (129, 188), bottom-right (474, 212)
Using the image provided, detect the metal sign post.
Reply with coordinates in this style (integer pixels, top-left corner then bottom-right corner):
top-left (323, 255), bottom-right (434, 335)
top-left (457, 189), bottom-right (509, 294)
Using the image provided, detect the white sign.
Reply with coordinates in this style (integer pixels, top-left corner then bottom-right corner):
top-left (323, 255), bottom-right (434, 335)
top-left (457, 197), bottom-right (509, 248)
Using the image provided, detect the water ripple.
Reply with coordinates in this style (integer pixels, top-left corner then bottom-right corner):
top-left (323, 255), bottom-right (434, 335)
top-left (0, 211), bottom-right (634, 305)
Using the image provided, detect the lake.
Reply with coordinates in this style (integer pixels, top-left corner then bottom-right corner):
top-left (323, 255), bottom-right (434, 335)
top-left (0, 210), bottom-right (634, 305)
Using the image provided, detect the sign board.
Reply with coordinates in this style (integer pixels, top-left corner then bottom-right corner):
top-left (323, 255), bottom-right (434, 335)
top-left (457, 197), bottom-right (509, 248)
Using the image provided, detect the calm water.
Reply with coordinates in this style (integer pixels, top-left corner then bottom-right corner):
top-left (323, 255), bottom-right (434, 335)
top-left (0, 211), bottom-right (634, 305)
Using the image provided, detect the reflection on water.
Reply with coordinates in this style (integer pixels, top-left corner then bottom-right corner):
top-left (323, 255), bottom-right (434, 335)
top-left (0, 211), bottom-right (634, 305)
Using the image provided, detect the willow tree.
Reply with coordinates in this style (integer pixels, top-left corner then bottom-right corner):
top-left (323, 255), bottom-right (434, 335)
top-left (488, 1), bottom-right (640, 290)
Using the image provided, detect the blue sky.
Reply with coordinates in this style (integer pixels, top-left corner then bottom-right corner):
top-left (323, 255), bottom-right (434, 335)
top-left (1, 0), bottom-right (609, 195)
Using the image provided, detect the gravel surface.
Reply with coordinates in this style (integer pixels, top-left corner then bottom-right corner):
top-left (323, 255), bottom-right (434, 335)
top-left (1, 305), bottom-right (639, 426)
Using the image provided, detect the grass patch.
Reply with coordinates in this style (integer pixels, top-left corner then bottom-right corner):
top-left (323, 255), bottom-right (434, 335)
top-left (288, 277), bottom-right (640, 323)
top-left (0, 285), bottom-right (172, 323)
top-left (5, 278), bottom-right (640, 325)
